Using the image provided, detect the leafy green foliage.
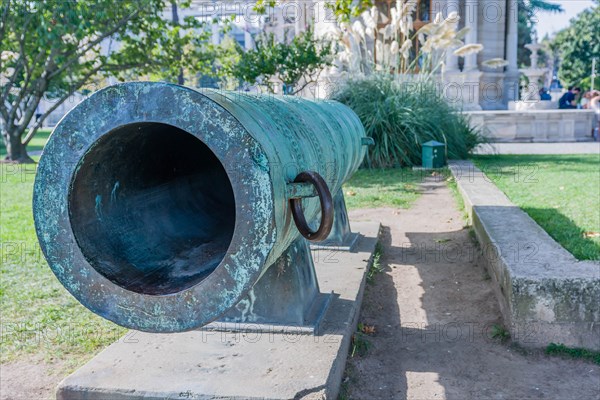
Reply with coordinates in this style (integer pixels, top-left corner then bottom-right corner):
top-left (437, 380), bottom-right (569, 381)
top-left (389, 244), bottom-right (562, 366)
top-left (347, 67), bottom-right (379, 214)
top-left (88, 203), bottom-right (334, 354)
top-left (367, 242), bottom-right (384, 284)
top-left (252, 0), bottom-right (277, 15)
top-left (146, 1), bottom-right (216, 84)
top-left (0, 0), bottom-right (212, 162)
top-left (326, 0), bottom-right (373, 23)
top-left (579, 76), bottom-right (600, 92)
top-left (546, 343), bottom-right (600, 365)
top-left (518, 0), bottom-right (563, 67)
top-left (256, 0), bottom-right (371, 24)
top-left (350, 331), bottom-right (371, 357)
top-left (550, 2), bottom-right (600, 87)
top-left (224, 27), bottom-right (333, 94)
top-left (332, 74), bottom-right (481, 168)
top-left (490, 324), bottom-right (510, 342)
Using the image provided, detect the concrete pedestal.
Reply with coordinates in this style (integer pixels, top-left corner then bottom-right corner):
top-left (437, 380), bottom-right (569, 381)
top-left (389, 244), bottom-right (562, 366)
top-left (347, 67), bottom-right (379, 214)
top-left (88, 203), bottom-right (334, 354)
top-left (443, 70), bottom-right (483, 111)
top-left (56, 221), bottom-right (381, 400)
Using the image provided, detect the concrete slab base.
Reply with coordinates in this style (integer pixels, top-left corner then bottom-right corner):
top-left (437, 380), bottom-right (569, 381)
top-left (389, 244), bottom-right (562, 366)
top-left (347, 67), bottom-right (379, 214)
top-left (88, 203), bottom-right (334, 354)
top-left (309, 232), bottom-right (360, 252)
top-left (56, 221), bottom-right (381, 400)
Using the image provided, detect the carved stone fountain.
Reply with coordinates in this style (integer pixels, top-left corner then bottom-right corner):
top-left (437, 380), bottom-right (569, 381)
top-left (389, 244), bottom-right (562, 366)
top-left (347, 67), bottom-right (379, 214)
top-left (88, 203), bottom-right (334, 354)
top-left (516, 36), bottom-right (551, 110)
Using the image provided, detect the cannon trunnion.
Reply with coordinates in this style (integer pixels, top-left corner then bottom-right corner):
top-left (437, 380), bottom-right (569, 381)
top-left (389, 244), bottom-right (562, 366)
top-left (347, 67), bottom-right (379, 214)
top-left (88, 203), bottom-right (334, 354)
top-left (33, 82), bottom-right (367, 333)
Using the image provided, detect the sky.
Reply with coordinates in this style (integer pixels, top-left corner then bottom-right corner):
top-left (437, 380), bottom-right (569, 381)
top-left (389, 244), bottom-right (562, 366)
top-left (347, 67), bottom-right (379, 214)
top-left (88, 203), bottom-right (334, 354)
top-left (535, 0), bottom-right (596, 39)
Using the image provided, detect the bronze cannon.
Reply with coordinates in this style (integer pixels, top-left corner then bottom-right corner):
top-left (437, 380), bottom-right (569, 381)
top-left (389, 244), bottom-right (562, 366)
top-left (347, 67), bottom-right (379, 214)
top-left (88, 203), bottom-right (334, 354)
top-left (33, 82), bottom-right (368, 333)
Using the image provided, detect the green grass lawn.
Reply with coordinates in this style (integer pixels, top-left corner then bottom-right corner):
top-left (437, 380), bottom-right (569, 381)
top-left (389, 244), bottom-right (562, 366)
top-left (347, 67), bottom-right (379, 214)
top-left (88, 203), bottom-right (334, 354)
top-left (0, 161), bottom-right (126, 366)
top-left (472, 155), bottom-right (600, 261)
top-left (343, 168), bottom-right (428, 209)
top-left (0, 159), bottom-right (422, 365)
top-left (0, 128), bottom-right (52, 158)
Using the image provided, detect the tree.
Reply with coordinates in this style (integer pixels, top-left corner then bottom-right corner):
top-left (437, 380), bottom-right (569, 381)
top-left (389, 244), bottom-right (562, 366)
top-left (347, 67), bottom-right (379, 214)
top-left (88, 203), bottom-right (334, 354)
top-left (517, 0), bottom-right (563, 67)
top-left (550, 1), bottom-right (599, 88)
top-left (225, 27), bottom-right (333, 95)
top-left (0, 0), bottom-right (211, 163)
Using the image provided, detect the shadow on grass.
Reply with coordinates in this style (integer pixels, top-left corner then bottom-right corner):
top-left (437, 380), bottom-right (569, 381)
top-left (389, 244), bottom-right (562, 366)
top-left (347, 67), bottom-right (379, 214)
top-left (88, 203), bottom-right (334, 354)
top-left (522, 207), bottom-right (600, 261)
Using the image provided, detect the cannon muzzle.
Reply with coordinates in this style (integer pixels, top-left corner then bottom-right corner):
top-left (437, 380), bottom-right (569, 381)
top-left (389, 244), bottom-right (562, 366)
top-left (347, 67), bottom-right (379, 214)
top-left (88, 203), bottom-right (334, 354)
top-left (33, 82), bottom-right (366, 332)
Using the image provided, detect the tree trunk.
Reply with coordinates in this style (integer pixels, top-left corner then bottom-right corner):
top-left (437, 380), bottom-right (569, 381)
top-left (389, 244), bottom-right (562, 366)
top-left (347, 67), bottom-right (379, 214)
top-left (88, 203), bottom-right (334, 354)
top-left (2, 129), bottom-right (34, 163)
top-left (171, 1), bottom-right (185, 85)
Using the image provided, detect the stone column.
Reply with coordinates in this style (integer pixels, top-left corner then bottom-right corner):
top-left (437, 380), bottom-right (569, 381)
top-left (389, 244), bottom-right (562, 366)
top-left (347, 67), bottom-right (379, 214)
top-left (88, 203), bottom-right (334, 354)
top-left (211, 22), bottom-right (220, 46)
top-left (244, 23), bottom-right (253, 50)
top-left (464, 0), bottom-right (479, 71)
top-left (276, 6), bottom-right (286, 43)
top-left (504, 0), bottom-right (519, 104)
top-left (444, 0), bottom-right (460, 72)
top-left (505, 0), bottom-right (518, 74)
top-left (295, 1), bottom-right (306, 35)
top-left (442, 0), bottom-right (482, 110)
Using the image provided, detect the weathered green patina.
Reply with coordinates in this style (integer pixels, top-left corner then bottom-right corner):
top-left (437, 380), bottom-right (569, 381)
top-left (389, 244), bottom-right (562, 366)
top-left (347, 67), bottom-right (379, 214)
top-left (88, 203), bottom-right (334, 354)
top-left (33, 82), bottom-right (366, 332)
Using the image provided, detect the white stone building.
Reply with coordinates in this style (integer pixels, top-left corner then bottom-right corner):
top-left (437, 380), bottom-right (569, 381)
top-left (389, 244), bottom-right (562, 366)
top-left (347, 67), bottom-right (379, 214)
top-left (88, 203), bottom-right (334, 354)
top-left (282, 0), bottom-right (520, 110)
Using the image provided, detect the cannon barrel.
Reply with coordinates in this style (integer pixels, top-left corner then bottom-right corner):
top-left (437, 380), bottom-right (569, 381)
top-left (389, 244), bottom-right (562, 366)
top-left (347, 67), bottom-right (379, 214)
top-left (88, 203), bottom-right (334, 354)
top-left (33, 82), bottom-right (366, 332)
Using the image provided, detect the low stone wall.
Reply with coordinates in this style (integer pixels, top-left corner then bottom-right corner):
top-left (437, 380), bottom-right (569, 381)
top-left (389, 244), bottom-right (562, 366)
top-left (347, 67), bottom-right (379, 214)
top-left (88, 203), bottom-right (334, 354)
top-left (450, 161), bottom-right (600, 350)
top-left (507, 100), bottom-right (559, 110)
top-left (465, 109), bottom-right (597, 142)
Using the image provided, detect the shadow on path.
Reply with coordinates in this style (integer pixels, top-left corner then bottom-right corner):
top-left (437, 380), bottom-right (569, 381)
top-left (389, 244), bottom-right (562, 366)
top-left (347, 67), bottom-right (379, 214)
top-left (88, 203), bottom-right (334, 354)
top-left (345, 178), bottom-right (600, 400)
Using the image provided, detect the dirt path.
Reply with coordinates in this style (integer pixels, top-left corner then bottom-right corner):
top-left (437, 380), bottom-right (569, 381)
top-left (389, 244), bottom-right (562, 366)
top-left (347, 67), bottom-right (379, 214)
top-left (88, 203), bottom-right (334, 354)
top-left (0, 358), bottom-right (66, 400)
top-left (345, 178), bottom-right (600, 400)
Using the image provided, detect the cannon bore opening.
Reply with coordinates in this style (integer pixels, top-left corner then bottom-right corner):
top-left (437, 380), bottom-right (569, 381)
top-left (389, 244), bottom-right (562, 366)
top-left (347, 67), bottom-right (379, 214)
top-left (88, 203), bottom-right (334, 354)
top-left (69, 123), bottom-right (236, 295)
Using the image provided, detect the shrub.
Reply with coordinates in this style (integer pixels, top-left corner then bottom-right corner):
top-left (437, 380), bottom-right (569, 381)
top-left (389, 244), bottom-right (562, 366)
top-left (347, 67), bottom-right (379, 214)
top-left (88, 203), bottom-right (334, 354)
top-left (332, 74), bottom-right (482, 168)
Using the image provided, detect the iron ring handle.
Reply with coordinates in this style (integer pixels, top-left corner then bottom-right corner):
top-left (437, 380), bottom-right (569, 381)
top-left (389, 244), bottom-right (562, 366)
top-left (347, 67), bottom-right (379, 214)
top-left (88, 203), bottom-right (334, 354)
top-left (289, 171), bottom-right (334, 242)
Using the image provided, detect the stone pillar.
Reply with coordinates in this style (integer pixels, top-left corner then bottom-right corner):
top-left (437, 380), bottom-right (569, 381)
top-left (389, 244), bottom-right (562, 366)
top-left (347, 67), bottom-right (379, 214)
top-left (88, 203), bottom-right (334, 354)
top-left (444, 0), bottom-right (460, 72)
top-left (504, 0), bottom-right (519, 104)
top-left (211, 22), bottom-right (220, 46)
top-left (295, 0), bottom-right (306, 35)
top-left (464, 0), bottom-right (479, 71)
top-left (276, 6), bottom-right (286, 42)
top-left (244, 23), bottom-right (253, 50)
top-left (505, 0), bottom-right (518, 73)
top-left (443, 0), bottom-right (482, 110)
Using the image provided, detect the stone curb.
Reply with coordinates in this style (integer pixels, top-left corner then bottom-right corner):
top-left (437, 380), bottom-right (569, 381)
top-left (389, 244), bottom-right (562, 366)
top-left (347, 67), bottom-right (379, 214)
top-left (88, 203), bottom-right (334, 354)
top-left (449, 160), bottom-right (600, 350)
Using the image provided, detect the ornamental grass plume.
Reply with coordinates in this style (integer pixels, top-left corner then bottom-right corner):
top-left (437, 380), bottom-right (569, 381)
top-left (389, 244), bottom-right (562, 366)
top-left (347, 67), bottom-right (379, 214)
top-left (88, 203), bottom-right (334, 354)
top-left (352, 20), bottom-right (366, 41)
top-left (389, 40), bottom-right (400, 71)
top-left (455, 26), bottom-right (471, 40)
top-left (333, 0), bottom-right (484, 76)
top-left (454, 43), bottom-right (484, 57)
top-left (400, 39), bottom-right (412, 60)
top-left (482, 58), bottom-right (510, 69)
top-left (362, 9), bottom-right (377, 36)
